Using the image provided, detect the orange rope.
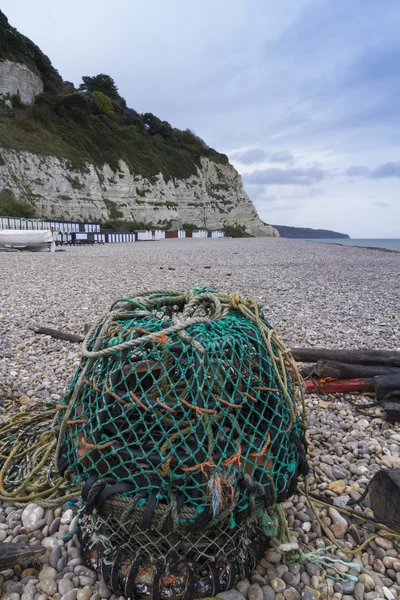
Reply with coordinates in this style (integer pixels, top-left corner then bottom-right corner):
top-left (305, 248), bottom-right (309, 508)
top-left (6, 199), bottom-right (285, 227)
top-left (180, 397), bottom-right (217, 415)
top-left (109, 327), bottom-right (125, 336)
top-left (254, 386), bottom-right (279, 392)
top-left (156, 397), bottom-right (176, 413)
top-left (122, 327), bottom-right (136, 338)
top-left (215, 396), bottom-right (242, 409)
top-left (134, 327), bottom-right (169, 346)
top-left (243, 392), bottom-right (258, 403)
top-left (158, 455), bottom-right (173, 477)
top-left (56, 404), bottom-right (67, 410)
top-left (162, 575), bottom-right (178, 586)
top-left (82, 437), bottom-right (115, 450)
top-left (181, 459), bottom-right (214, 473)
top-left (130, 391), bottom-right (151, 412)
top-left (250, 433), bottom-right (271, 457)
top-left (105, 380), bottom-right (127, 405)
top-left (67, 418), bottom-right (88, 424)
top-left (92, 375), bottom-right (101, 394)
top-left (223, 445), bottom-right (242, 466)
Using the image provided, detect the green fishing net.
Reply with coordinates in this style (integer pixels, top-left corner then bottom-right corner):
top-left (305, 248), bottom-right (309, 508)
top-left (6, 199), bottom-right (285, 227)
top-left (55, 288), bottom-right (308, 597)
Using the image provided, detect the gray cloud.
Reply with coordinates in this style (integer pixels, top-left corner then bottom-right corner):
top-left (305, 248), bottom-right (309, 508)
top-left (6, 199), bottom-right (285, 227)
top-left (373, 201), bottom-right (390, 208)
top-left (347, 162), bottom-right (400, 179)
top-left (346, 166), bottom-right (370, 177)
top-left (243, 166), bottom-right (327, 186)
top-left (268, 151), bottom-right (295, 165)
top-left (230, 148), bottom-right (295, 166)
top-left (230, 148), bottom-right (267, 165)
top-left (371, 162), bottom-right (400, 178)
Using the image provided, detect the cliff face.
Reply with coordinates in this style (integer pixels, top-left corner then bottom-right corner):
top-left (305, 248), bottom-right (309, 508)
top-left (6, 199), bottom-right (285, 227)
top-left (0, 60), bottom-right (43, 103)
top-left (0, 148), bottom-right (278, 236)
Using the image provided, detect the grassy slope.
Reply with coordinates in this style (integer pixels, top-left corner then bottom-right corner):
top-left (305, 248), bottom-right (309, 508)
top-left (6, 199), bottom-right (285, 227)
top-left (0, 109), bottom-right (228, 181)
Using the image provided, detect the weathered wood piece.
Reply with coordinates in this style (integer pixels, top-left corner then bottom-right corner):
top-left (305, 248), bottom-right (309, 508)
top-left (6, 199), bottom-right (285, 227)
top-left (369, 468), bottom-right (400, 531)
top-left (291, 348), bottom-right (400, 367)
top-left (375, 374), bottom-right (400, 399)
top-left (0, 543), bottom-right (45, 569)
top-left (30, 326), bottom-right (84, 343)
top-left (375, 374), bottom-right (400, 422)
top-left (303, 360), bottom-right (400, 379)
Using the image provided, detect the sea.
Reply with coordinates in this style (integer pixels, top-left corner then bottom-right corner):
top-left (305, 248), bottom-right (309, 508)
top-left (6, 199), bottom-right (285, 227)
top-left (307, 238), bottom-right (400, 251)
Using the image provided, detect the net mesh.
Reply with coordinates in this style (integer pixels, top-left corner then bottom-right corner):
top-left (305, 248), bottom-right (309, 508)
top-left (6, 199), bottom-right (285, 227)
top-left (55, 288), bottom-right (308, 596)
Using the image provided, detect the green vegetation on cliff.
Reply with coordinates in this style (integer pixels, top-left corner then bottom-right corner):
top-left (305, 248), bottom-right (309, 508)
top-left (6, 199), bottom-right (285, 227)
top-left (0, 11), bottom-right (228, 182)
top-left (0, 188), bottom-right (35, 217)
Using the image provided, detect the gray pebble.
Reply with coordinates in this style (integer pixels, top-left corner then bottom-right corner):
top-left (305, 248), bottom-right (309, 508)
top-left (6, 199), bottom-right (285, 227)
top-left (3, 582), bottom-right (24, 595)
top-left (342, 580), bottom-right (356, 594)
top-left (288, 564), bottom-right (301, 575)
top-left (3, 594), bottom-right (21, 600)
top-left (300, 572), bottom-right (311, 586)
top-left (68, 547), bottom-right (81, 560)
top-left (271, 578), bottom-right (286, 593)
top-left (264, 552), bottom-right (282, 564)
top-left (364, 593), bottom-right (380, 600)
top-left (248, 583), bottom-right (263, 600)
top-left (216, 591), bottom-right (246, 600)
top-left (275, 565), bottom-right (288, 578)
top-left (301, 591), bottom-right (317, 600)
top-left (79, 576), bottom-right (95, 587)
top-left (98, 579), bottom-right (112, 600)
top-left (60, 591), bottom-right (78, 600)
top-left (57, 556), bottom-right (68, 572)
top-left (38, 577), bottom-right (58, 596)
top-left (251, 574), bottom-right (267, 586)
top-left (296, 512), bottom-right (311, 523)
top-left (50, 546), bottom-right (62, 569)
top-left (49, 518), bottom-right (61, 536)
top-left (305, 564), bottom-right (320, 577)
top-left (74, 566), bottom-right (96, 579)
top-left (68, 558), bottom-right (83, 569)
top-left (236, 580), bottom-right (250, 597)
top-left (261, 586), bottom-right (276, 600)
top-left (283, 588), bottom-right (300, 600)
top-left (282, 572), bottom-right (299, 586)
top-left (77, 587), bottom-right (93, 600)
top-left (59, 578), bottom-right (74, 596)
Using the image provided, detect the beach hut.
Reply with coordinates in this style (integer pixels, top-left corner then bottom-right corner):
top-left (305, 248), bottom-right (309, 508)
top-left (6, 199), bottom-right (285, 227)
top-left (192, 229), bottom-right (208, 238)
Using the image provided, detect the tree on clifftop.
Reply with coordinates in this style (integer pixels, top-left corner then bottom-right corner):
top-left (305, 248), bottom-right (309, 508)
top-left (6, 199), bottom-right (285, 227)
top-left (79, 74), bottom-right (119, 100)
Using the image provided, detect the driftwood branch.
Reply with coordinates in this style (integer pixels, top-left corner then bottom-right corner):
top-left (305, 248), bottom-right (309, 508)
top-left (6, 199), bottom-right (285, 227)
top-left (29, 327), bottom-right (400, 372)
top-left (291, 348), bottom-right (400, 367)
top-left (30, 326), bottom-right (84, 343)
top-left (302, 360), bottom-right (400, 379)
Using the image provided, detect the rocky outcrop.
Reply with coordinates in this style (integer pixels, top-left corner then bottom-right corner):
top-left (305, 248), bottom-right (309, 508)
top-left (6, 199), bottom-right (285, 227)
top-left (0, 148), bottom-right (278, 236)
top-left (0, 60), bottom-right (43, 104)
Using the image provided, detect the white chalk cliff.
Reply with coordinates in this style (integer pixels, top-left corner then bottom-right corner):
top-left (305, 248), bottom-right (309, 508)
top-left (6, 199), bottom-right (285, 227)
top-left (0, 60), bottom-right (43, 104)
top-left (0, 148), bottom-right (278, 236)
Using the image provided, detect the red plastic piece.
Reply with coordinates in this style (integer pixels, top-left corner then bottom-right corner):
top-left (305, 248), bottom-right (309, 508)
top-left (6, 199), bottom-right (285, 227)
top-left (305, 378), bottom-right (373, 394)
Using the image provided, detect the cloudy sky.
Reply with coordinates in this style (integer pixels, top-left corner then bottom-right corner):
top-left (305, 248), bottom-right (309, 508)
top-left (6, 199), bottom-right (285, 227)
top-left (3, 0), bottom-right (400, 237)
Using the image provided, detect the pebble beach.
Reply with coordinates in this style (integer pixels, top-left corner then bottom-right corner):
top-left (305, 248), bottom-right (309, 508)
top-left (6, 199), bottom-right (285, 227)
top-left (0, 237), bottom-right (399, 600)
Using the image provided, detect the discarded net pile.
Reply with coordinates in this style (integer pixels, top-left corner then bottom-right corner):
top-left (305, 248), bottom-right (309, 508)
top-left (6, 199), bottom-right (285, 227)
top-left (0, 405), bottom-right (77, 508)
top-left (55, 288), bottom-right (308, 598)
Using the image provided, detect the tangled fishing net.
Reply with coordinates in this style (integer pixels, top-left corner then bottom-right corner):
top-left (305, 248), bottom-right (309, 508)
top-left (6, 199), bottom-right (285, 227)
top-left (53, 288), bottom-right (308, 598)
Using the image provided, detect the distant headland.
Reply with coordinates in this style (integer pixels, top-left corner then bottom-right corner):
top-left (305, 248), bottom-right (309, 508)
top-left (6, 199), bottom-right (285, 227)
top-left (272, 225), bottom-right (350, 239)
